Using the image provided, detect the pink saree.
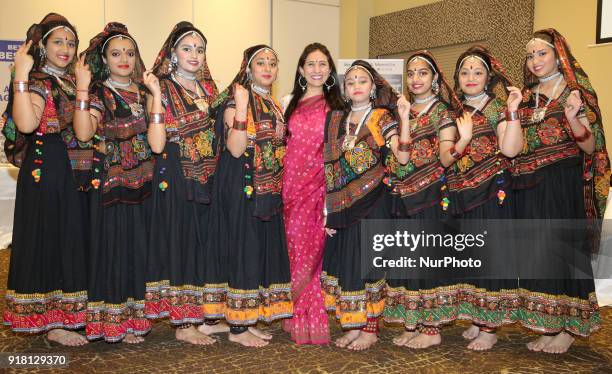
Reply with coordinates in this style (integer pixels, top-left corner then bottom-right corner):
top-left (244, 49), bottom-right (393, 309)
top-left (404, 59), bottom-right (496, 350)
top-left (282, 94), bottom-right (330, 344)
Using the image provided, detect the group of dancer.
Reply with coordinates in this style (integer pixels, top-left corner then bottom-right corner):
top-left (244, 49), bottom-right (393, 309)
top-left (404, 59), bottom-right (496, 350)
top-left (2, 13), bottom-right (608, 356)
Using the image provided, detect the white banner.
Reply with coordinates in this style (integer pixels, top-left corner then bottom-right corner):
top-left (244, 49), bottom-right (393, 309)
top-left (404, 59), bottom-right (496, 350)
top-left (337, 58), bottom-right (404, 95)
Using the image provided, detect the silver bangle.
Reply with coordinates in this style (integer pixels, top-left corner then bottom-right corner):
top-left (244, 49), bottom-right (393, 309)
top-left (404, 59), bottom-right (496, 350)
top-left (75, 99), bottom-right (90, 111)
top-left (505, 110), bottom-right (520, 122)
top-left (13, 81), bottom-right (28, 93)
top-left (150, 112), bottom-right (165, 124)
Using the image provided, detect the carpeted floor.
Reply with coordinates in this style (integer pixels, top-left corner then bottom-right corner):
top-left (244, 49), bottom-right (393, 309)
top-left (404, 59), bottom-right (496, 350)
top-left (0, 248), bottom-right (610, 373)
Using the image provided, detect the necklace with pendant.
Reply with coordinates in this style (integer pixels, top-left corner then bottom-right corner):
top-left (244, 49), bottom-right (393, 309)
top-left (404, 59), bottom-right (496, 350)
top-left (409, 96), bottom-right (438, 132)
top-left (464, 92), bottom-right (489, 116)
top-left (171, 73), bottom-right (209, 112)
top-left (42, 64), bottom-right (76, 96)
top-left (532, 75), bottom-right (563, 123)
top-left (342, 104), bottom-right (372, 151)
top-left (105, 78), bottom-right (144, 118)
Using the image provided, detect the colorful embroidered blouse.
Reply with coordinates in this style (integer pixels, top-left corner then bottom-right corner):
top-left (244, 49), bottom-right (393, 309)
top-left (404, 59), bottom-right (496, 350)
top-left (90, 84), bottom-right (154, 206)
top-left (387, 101), bottom-right (454, 215)
top-left (160, 78), bottom-right (218, 203)
top-left (26, 73), bottom-right (94, 189)
top-left (513, 86), bottom-right (584, 189)
top-left (447, 97), bottom-right (510, 214)
top-left (230, 91), bottom-right (286, 219)
top-left (324, 108), bottom-right (397, 228)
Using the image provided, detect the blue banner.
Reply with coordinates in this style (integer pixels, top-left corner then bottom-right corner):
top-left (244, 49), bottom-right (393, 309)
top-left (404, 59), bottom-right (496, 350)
top-left (0, 40), bottom-right (23, 62)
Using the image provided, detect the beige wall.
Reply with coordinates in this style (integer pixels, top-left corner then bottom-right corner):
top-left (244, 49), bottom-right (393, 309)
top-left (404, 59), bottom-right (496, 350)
top-left (340, 0), bottom-right (612, 151)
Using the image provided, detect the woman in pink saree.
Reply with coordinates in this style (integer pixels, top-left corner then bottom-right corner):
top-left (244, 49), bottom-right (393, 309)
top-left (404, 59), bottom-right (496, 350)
top-left (282, 43), bottom-right (344, 344)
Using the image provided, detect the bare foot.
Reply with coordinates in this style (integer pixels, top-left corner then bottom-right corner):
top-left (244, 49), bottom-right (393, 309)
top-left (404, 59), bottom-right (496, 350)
top-left (406, 332), bottom-right (441, 349)
top-left (347, 331), bottom-right (378, 351)
top-left (542, 332), bottom-right (574, 354)
top-left (229, 331), bottom-right (269, 347)
top-left (467, 331), bottom-right (497, 351)
top-left (123, 333), bottom-right (145, 344)
top-left (198, 321), bottom-right (230, 335)
top-left (335, 329), bottom-right (360, 348)
top-left (393, 330), bottom-right (419, 346)
top-left (47, 329), bottom-right (88, 346)
top-left (462, 324), bottom-right (480, 340)
top-left (248, 326), bottom-right (272, 340)
top-left (176, 326), bottom-right (216, 345)
top-left (526, 335), bottom-right (555, 352)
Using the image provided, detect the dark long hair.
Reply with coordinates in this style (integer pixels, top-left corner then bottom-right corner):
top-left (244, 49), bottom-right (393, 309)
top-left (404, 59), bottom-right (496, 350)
top-left (284, 43), bottom-right (344, 122)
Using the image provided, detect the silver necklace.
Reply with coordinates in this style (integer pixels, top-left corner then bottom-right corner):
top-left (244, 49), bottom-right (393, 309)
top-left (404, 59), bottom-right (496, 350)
top-left (464, 93), bottom-right (489, 116)
top-left (105, 78), bottom-right (144, 118)
top-left (538, 71), bottom-right (561, 83)
top-left (532, 74), bottom-right (563, 122)
top-left (107, 76), bottom-right (132, 88)
top-left (171, 73), bottom-right (209, 112)
top-left (351, 102), bottom-right (372, 111)
top-left (413, 93), bottom-right (436, 104)
top-left (175, 69), bottom-right (197, 81)
top-left (42, 64), bottom-right (67, 77)
top-left (464, 91), bottom-right (487, 101)
top-left (342, 104), bottom-right (373, 151)
top-left (42, 64), bottom-right (76, 94)
top-left (251, 83), bottom-right (270, 97)
top-left (409, 97), bottom-right (438, 132)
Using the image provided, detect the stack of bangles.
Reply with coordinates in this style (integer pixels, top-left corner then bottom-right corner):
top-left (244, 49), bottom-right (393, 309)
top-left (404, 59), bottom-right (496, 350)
top-left (150, 112), bottom-right (165, 124)
top-left (13, 81), bottom-right (28, 93)
top-left (233, 118), bottom-right (247, 131)
top-left (505, 109), bottom-right (520, 121)
top-left (573, 124), bottom-right (592, 142)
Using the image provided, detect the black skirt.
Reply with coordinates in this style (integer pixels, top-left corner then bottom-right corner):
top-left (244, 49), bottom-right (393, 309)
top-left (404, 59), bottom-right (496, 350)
top-left (85, 181), bottom-right (152, 342)
top-left (513, 160), bottom-right (599, 336)
top-left (321, 188), bottom-right (390, 329)
top-left (4, 134), bottom-right (88, 333)
top-left (145, 143), bottom-right (223, 324)
top-left (207, 150), bottom-right (292, 326)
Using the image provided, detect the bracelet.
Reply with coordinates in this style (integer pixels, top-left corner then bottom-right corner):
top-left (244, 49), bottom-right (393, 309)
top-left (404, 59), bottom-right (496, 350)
top-left (76, 89), bottom-right (89, 93)
top-left (573, 125), bottom-right (592, 142)
top-left (233, 118), bottom-right (247, 131)
top-left (150, 112), bottom-right (165, 124)
top-left (505, 109), bottom-right (520, 121)
top-left (450, 145), bottom-right (462, 160)
top-left (75, 99), bottom-right (90, 111)
top-left (398, 141), bottom-right (412, 152)
top-left (13, 81), bottom-right (28, 93)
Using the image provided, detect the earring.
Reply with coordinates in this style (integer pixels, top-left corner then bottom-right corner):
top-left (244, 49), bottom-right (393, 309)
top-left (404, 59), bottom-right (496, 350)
top-left (298, 76), bottom-right (307, 91)
top-left (432, 80), bottom-right (440, 94)
top-left (343, 95), bottom-right (351, 103)
top-left (246, 68), bottom-right (252, 83)
top-left (324, 75), bottom-right (336, 90)
top-left (39, 47), bottom-right (46, 59)
top-left (104, 64), bottom-right (110, 77)
top-left (370, 89), bottom-right (377, 100)
top-left (556, 58), bottom-right (560, 66)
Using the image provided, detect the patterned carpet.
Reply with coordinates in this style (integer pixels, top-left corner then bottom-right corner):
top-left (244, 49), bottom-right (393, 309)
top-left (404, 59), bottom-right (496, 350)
top-left (0, 248), bottom-right (610, 373)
